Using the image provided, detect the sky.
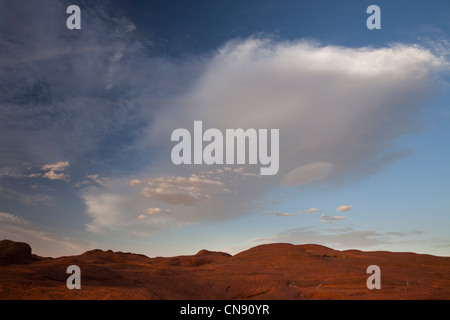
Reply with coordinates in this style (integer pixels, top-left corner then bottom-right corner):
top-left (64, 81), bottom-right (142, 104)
top-left (0, 0), bottom-right (449, 257)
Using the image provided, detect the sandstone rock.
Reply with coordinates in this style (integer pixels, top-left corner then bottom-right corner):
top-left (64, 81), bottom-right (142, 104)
top-left (0, 239), bottom-right (33, 265)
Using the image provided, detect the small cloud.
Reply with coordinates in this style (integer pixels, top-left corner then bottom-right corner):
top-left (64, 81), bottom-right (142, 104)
top-left (0, 212), bottom-right (30, 225)
top-left (250, 236), bottom-right (273, 242)
top-left (86, 174), bottom-right (108, 186)
top-left (210, 167), bottom-right (258, 178)
top-left (127, 179), bottom-right (142, 186)
top-left (147, 208), bottom-right (171, 214)
top-left (281, 162), bottom-right (335, 187)
top-left (42, 161), bottom-right (69, 172)
top-left (385, 231), bottom-right (409, 237)
top-left (27, 173), bottom-right (41, 178)
top-left (337, 205), bottom-right (352, 212)
top-left (40, 161), bottom-right (69, 181)
top-left (240, 172), bottom-right (259, 177)
top-left (74, 180), bottom-right (90, 187)
top-left (306, 208), bottom-right (321, 214)
top-left (0, 186), bottom-right (54, 206)
top-left (258, 211), bottom-right (296, 217)
top-left (0, 167), bottom-right (23, 179)
top-left (138, 208), bottom-right (171, 221)
top-left (320, 214), bottom-right (347, 223)
top-left (141, 174), bottom-right (229, 205)
top-left (43, 171), bottom-right (68, 181)
top-left (75, 174), bottom-right (109, 187)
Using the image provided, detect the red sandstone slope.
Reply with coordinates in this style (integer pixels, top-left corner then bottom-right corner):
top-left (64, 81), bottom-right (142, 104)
top-left (0, 240), bottom-right (449, 300)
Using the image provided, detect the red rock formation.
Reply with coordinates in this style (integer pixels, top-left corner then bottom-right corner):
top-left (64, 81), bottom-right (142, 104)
top-left (0, 240), bottom-right (33, 265)
top-left (0, 240), bottom-right (449, 300)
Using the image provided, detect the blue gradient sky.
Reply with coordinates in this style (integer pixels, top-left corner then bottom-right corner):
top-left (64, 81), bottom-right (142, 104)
top-left (0, 0), bottom-right (449, 257)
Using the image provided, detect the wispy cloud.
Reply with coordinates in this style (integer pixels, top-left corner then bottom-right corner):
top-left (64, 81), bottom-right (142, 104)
top-left (40, 161), bottom-right (69, 181)
top-left (146, 208), bottom-right (171, 214)
top-left (0, 167), bottom-right (24, 179)
top-left (258, 211), bottom-right (298, 216)
top-left (0, 0), bottom-right (145, 170)
top-left (336, 205), bottom-right (352, 212)
top-left (319, 214), bottom-right (347, 224)
top-left (141, 174), bottom-right (230, 205)
top-left (41, 161), bottom-right (69, 172)
top-left (138, 207), bottom-right (172, 219)
top-left (0, 210), bottom-right (94, 257)
top-left (75, 174), bottom-right (109, 187)
top-left (127, 179), bottom-right (142, 187)
top-left (258, 208), bottom-right (324, 216)
top-left (81, 168), bottom-right (261, 234)
top-left (42, 171), bottom-right (67, 181)
top-left (0, 186), bottom-right (54, 206)
top-left (0, 212), bottom-right (30, 225)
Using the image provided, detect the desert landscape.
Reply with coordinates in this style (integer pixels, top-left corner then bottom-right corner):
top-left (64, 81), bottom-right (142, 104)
top-left (0, 239), bottom-right (449, 300)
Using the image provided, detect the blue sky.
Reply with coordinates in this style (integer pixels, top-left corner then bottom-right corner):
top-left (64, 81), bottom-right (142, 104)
top-left (0, 0), bottom-right (449, 257)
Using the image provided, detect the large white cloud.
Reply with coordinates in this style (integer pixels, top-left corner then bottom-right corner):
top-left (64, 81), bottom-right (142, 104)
top-left (148, 38), bottom-right (445, 188)
top-left (83, 38), bottom-right (447, 234)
